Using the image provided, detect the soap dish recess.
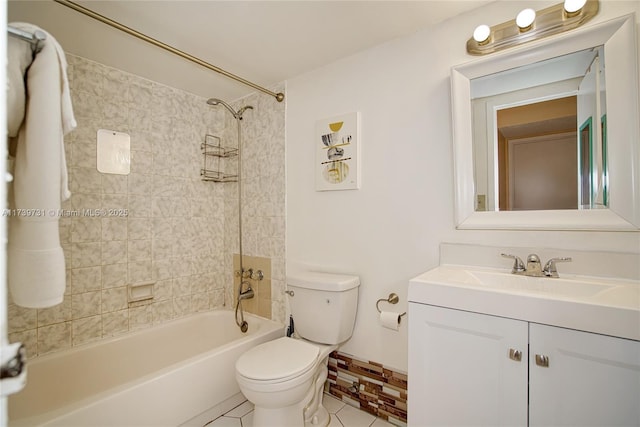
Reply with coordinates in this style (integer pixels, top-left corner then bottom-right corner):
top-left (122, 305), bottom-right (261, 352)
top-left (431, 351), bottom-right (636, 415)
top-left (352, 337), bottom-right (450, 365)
top-left (128, 282), bottom-right (154, 303)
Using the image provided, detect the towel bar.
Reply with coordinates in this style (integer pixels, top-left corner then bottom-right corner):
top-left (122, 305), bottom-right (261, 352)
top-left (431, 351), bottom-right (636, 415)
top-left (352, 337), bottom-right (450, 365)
top-left (8, 25), bottom-right (46, 54)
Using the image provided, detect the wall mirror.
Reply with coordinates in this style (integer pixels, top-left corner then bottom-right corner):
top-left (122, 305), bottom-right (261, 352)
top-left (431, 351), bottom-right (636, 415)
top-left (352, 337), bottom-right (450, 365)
top-left (471, 46), bottom-right (606, 212)
top-left (451, 14), bottom-right (639, 230)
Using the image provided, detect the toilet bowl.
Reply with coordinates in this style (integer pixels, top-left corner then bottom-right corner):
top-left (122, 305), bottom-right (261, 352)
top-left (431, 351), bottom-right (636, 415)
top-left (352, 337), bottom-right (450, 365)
top-left (236, 337), bottom-right (336, 426)
top-left (235, 271), bottom-right (360, 427)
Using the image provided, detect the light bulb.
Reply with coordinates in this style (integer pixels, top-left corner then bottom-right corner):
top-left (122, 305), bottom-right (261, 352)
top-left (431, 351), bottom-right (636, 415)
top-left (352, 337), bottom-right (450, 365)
top-left (564, 0), bottom-right (587, 14)
top-left (516, 8), bottom-right (536, 30)
top-left (473, 24), bottom-right (491, 43)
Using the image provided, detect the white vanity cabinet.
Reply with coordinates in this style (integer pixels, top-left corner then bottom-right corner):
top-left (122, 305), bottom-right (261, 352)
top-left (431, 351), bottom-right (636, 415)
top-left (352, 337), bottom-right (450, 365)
top-left (408, 304), bottom-right (528, 426)
top-left (408, 303), bottom-right (640, 426)
top-left (529, 323), bottom-right (640, 426)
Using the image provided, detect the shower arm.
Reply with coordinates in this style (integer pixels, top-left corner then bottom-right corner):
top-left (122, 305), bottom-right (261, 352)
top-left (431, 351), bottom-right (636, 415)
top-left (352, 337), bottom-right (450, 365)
top-left (206, 99), bottom-right (253, 121)
top-left (53, 0), bottom-right (285, 103)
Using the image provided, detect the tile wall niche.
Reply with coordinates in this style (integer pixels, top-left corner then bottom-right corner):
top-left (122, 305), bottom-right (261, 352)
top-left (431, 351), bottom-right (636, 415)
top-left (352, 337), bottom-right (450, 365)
top-left (7, 54), bottom-right (236, 357)
top-left (221, 86), bottom-right (287, 324)
top-left (327, 351), bottom-right (408, 427)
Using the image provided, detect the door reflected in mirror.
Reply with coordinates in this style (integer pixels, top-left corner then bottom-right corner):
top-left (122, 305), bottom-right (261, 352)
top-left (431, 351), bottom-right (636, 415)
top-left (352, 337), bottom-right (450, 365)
top-left (579, 117), bottom-right (592, 208)
top-left (472, 47), bottom-right (608, 211)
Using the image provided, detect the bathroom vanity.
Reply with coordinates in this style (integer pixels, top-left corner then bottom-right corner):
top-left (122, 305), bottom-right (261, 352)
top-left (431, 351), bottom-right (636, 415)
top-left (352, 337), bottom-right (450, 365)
top-left (410, 5), bottom-right (640, 425)
top-left (408, 263), bottom-right (640, 426)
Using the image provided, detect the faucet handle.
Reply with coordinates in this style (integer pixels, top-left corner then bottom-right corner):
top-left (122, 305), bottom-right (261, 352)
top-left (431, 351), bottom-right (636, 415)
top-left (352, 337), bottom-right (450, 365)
top-left (501, 253), bottom-right (526, 274)
top-left (543, 257), bottom-right (572, 278)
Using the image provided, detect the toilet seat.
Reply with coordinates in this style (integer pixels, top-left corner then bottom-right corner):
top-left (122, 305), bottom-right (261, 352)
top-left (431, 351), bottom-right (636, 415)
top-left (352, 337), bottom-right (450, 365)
top-left (236, 337), bottom-right (320, 384)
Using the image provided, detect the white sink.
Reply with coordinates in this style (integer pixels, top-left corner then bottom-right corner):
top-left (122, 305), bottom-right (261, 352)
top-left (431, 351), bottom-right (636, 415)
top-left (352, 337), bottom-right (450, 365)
top-left (595, 285), bottom-right (640, 306)
top-left (409, 265), bottom-right (640, 341)
top-left (468, 270), bottom-right (614, 298)
top-left (410, 266), bottom-right (621, 301)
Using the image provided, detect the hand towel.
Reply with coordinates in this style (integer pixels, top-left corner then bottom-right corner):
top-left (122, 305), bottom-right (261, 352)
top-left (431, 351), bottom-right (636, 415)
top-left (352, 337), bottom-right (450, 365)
top-left (7, 30), bottom-right (33, 138)
top-left (7, 23), bottom-right (77, 308)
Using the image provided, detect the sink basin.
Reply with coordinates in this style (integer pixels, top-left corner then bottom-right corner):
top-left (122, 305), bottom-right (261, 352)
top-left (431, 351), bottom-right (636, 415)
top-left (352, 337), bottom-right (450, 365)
top-left (417, 266), bottom-right (617, 300)
top-left (409, 265), bottom-right (640, 341)
top-left (595, 286), bottom-right (640, 307)
top-left (469, 270), bottom-right (614, 299)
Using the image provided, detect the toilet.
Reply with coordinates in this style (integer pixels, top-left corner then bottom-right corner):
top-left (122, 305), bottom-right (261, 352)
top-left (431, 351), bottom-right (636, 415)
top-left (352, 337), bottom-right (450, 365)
top-left (235, 271), bottom-right (360, 427)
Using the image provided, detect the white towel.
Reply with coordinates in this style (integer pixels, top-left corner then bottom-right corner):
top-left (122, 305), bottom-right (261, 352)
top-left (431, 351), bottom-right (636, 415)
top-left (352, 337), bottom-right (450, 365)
top-left (7, 23), bottom-right (76, 308)
top-left (6, 29), bottom-right (32, 139)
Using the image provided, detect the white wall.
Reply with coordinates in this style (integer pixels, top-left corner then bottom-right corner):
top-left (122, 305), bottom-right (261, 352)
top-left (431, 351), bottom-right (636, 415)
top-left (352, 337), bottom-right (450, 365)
top-left (286, 1), bottom-right (640, 372)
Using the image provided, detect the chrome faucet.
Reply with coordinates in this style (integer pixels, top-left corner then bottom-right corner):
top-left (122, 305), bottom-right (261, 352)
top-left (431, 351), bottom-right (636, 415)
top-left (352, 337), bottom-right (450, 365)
top-left (501, 253), bottom-right (572, 278)
top-left (239, 285), bottom-right (254, 300)
top-left (525, 254), bottom-right (543, 277)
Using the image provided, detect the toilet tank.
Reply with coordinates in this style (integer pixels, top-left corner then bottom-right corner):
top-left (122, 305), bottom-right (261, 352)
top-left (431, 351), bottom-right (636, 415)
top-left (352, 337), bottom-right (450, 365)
top-left (287, 271), bottom-right (360, 345)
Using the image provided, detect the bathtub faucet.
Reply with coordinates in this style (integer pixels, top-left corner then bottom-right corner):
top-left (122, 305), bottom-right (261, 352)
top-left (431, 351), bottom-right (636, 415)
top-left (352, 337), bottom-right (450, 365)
top-left (239, 283), bottom-right (254, 300)
top-left (239, 287), bottom-right (254, 300)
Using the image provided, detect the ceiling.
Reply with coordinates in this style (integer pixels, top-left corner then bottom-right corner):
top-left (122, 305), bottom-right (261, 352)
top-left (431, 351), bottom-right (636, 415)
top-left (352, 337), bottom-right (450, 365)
top-left (499, 116), bottom-right (578, 140)
top-left (8, 0), bottom-right (492, 101)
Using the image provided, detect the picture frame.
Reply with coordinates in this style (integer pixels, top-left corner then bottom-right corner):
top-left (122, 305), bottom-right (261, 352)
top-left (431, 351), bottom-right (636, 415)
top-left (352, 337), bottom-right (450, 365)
top-left (315, 112), bottom-right (361, 191)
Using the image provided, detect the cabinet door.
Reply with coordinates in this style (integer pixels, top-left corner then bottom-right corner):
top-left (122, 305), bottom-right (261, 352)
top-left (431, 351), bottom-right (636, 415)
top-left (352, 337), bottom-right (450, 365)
top-left (408, 304), bottom-right (528, 426)
top-left (530, 323), bottom-right (640, 426)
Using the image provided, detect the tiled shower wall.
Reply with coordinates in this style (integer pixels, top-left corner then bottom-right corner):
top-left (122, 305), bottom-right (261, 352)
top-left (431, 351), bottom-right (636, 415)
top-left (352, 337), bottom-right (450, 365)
top-left (222, 87), bottom-right (287, 323)
top-left (7, 54), bottom-right (276, 357)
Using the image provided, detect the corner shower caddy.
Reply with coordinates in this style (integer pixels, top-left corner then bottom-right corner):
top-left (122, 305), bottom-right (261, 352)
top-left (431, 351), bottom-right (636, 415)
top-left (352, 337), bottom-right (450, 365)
top-left (200, 134), bottom-right (238, 182)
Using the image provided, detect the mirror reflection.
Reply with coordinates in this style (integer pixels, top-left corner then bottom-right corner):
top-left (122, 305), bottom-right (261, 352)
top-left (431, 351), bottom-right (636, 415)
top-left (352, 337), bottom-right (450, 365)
top-left (471, 47), bottom-right (608, 211)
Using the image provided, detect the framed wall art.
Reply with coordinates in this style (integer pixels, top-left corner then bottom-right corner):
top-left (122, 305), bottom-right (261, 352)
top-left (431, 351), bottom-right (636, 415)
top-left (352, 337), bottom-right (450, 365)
top-left (315, 112), bottom-right (361, 191)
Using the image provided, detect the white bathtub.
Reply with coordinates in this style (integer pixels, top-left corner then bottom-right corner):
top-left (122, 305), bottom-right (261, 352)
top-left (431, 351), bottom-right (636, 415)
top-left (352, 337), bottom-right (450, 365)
top-left (9, 311), bottom-right (284, 427)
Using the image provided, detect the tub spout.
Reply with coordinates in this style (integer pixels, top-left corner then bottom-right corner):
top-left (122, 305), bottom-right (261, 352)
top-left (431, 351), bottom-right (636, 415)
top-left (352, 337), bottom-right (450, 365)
top-left (239, 287), bottom-right (254, 300)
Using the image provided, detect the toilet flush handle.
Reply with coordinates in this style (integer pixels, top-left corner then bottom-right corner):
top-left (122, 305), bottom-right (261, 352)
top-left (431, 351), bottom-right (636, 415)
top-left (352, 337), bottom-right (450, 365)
top-left (284, 290), bottom-right (294, 297)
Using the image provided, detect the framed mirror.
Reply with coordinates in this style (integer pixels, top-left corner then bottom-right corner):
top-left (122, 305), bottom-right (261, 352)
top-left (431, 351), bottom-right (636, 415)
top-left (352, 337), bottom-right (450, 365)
top-left (451, 14), bottom-right (639, 230)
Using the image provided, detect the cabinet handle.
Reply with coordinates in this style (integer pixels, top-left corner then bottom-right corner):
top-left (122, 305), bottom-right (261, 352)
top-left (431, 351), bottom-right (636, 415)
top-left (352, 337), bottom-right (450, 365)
top-left (535, 354), bottom-right (549, 367)
top-left (508, 348), bottom-right (522, 362)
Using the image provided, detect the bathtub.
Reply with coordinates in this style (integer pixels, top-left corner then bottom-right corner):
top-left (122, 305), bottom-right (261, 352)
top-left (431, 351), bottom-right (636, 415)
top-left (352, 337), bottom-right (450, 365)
top-left (9, 311), bottom-right (284, 426)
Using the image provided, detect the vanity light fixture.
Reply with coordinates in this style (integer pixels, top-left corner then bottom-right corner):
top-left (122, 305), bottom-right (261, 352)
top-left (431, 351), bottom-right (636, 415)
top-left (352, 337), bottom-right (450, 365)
top-left (466, 0), bottom-right (598, 55)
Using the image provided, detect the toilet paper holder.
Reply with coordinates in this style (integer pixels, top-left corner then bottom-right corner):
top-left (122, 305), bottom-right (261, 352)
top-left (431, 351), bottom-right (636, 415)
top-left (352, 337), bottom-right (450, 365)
top-left (376, 293), bottom-right (407, 318)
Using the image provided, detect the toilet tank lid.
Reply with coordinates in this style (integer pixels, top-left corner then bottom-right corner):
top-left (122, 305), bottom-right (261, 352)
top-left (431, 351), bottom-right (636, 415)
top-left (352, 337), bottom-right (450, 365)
top-left (287, 271), bottom-right (360, 291)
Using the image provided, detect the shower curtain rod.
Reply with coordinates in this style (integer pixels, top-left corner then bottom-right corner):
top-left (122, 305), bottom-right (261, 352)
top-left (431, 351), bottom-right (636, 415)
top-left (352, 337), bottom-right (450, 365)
top-left (53, 0), bottom-right (285, 102)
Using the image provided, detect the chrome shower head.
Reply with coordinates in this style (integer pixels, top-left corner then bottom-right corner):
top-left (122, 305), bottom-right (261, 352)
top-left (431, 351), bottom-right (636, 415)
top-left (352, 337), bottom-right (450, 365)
top-left (206, 98), bottom-right (253, 120)
top-left (206, 97), bottom-right (238, 118)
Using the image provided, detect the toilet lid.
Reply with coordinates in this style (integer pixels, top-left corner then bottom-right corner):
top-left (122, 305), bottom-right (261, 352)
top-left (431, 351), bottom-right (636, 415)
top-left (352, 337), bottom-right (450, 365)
top-left (236, 337), bottom-right (319, 381)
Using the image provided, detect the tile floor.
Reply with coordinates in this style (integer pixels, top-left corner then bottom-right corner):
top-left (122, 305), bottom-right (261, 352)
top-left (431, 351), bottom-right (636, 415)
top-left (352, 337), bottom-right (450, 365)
top-left (206, 393), bottom-right (396, 427)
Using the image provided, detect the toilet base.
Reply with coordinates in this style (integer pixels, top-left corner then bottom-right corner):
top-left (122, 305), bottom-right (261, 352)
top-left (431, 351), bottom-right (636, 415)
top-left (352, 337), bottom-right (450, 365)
top-left (253, 402), bottom-right (305, 427)
top-left (252, 401), bottom-right (330, 427)
top-left (303, 357), bottom-right (331, 427)
top-left (305, 404), bottom-right (330, 427)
